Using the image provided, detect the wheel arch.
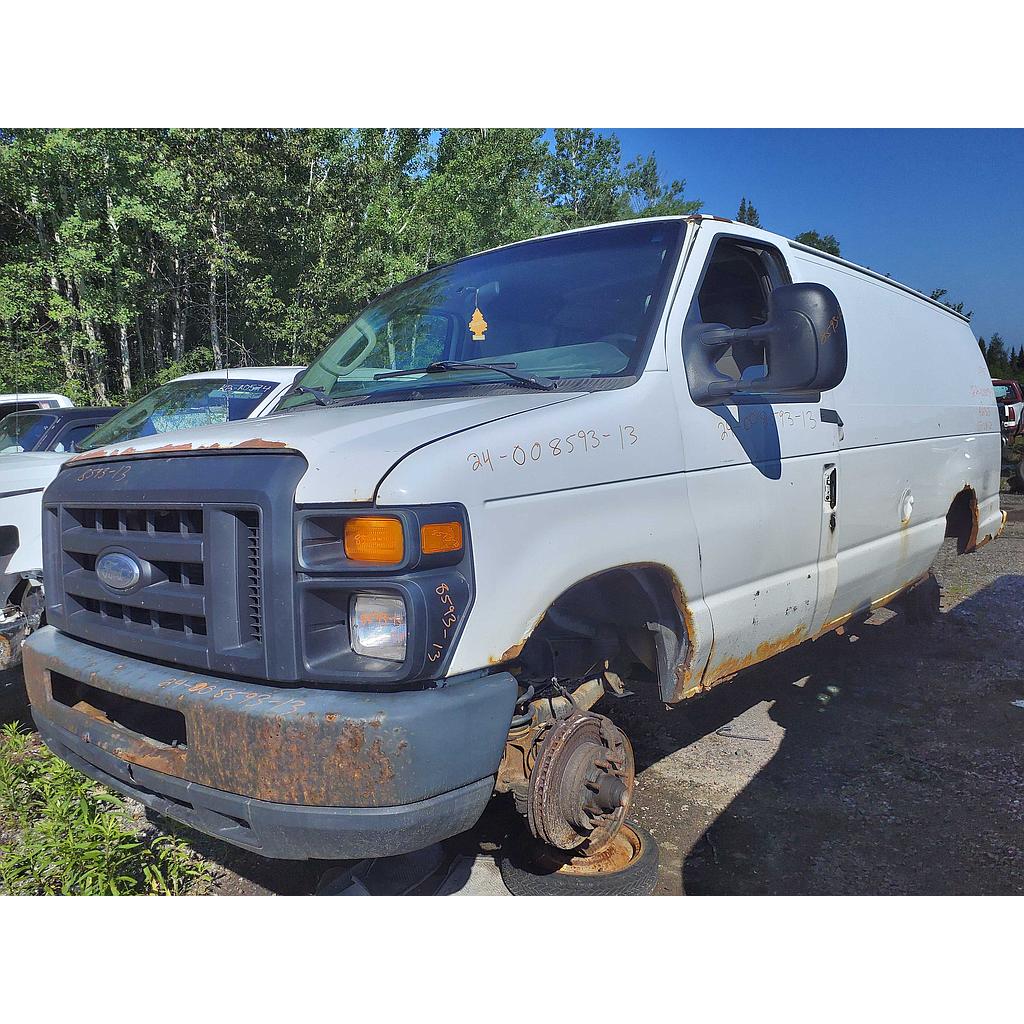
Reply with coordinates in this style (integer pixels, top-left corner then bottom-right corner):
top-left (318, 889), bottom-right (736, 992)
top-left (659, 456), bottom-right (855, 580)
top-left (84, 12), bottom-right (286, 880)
top-left (945, 484), bottom-right (980, 554)
top-left (507, 561), bottom-right (697, 703)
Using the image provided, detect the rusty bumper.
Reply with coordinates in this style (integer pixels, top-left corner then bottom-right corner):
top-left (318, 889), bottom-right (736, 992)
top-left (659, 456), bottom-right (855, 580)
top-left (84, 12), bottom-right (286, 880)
top-left (24, 626), bottom-right (516, 859)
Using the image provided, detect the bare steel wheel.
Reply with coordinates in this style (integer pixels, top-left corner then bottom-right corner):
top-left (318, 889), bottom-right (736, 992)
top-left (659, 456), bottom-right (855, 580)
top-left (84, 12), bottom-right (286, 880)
top-left (526, 709), bottom-right (635, 854)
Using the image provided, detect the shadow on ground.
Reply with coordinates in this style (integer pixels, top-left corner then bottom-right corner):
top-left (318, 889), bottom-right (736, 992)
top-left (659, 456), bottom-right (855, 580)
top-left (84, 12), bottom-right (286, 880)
top-left (613, 574), bottom-right (1024, 895)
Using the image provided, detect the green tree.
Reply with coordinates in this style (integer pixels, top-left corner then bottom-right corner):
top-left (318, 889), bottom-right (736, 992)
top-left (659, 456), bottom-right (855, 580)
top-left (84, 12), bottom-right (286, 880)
top-left (795, 230), bottom-right (841, 256)
top-left (986, 332), bottom-right (1008, 372)
top-left (929, 287), bottom-right (972, 320)
top-left (542, 129), bottom-right (699, 230)
top-left (0, 128), bottom-right (703, 402)
top-left (736, 197), bottom-right (761, 227)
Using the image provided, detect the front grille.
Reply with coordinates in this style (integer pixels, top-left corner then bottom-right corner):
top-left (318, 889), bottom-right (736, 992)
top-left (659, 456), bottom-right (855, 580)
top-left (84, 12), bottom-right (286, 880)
top-left (56, 502), bottom-right (262, 662)
top-left (60, 505), bottom-right (210, 647)
top-left (43, 452), bottom-right (307, 682)
top-left (239, 510), bottom-right (263, 643)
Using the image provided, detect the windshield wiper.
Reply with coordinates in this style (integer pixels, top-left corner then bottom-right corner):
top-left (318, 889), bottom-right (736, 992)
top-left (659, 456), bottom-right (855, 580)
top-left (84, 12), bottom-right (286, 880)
top-left (373, 361), bottom-right (556, 392)
top-left (276, 385), bottom-right (327, 407)
top-left (285, 384), bottom-right (329, 407)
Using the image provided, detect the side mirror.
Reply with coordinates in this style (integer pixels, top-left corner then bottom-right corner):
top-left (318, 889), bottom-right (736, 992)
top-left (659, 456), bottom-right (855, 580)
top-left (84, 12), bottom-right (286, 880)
top-left (688, 282), bottom-right (848, 403)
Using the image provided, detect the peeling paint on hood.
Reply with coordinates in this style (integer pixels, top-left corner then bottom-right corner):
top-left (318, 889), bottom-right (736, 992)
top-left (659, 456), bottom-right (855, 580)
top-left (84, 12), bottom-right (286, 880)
top-left (64, 391), bottom-right (584, 504)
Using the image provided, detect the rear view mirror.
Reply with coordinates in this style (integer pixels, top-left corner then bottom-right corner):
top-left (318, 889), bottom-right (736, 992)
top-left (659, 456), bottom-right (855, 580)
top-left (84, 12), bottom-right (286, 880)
top-left (688, 282), bottom-right (848, 403)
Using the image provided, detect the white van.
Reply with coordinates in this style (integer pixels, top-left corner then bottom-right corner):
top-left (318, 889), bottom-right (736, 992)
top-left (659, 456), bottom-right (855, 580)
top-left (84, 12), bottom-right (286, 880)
top-left (23, 217), bottom-right (1003, 890)
top-left (0, 368), bottom-right (299, 671)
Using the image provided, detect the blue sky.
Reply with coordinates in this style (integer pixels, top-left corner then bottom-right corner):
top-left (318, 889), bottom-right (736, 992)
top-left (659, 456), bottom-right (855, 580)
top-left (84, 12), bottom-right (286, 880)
top-left (604, 129), bottom-right (1023, 347)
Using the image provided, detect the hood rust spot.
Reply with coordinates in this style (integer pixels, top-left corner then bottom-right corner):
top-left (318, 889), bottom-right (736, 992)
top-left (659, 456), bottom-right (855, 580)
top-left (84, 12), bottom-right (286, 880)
top-left (66, 437), bottom-right (290, 464)
top-left (232, 437), bottom-right (288, 450)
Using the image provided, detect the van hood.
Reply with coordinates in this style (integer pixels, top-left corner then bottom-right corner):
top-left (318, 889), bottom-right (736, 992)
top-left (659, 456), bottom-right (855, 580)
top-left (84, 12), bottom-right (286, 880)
top-left (0, 451), bottom-right (69, 497)
top-left (66, 391), bottom-right (583, 503)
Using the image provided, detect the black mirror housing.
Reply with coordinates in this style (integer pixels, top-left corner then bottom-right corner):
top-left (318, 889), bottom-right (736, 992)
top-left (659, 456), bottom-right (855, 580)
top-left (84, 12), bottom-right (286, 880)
top-left (763, 282), bottom-right (847, 392)
top-left (686, 282), bottom-right (848, 403)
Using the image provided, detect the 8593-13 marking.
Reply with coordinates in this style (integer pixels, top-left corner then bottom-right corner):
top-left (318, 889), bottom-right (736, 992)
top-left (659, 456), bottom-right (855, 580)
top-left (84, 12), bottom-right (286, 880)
top-left (468, 424), bottom-right (638, 472)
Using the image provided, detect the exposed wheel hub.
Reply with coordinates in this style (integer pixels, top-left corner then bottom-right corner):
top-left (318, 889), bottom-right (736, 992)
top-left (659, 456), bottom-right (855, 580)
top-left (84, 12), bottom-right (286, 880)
top-left (526, 709), bottom-right (635, 854)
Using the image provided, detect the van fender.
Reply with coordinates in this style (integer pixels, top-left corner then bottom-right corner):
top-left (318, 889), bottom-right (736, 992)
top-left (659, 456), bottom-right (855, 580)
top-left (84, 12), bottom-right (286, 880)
top-left (490, 561), bottom-right (714, 704)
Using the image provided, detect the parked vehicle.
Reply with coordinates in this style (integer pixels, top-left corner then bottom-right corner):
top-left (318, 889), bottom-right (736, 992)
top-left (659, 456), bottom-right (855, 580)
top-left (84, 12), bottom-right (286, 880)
top-left (0, 368), bottom-right (299, 671)
top-left (993, 378), bottom-right (1023, 442)
top-left (0, 407), bottom-right (121, 456)
top-left (0, 393), bottom-right (73, 419)
top-left (23, 217), bottom-right (1004, 890)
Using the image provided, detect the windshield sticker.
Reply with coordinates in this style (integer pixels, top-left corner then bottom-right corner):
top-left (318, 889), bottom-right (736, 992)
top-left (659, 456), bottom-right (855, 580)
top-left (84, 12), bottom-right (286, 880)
top-left (468, 307), bottom-right (488, 341)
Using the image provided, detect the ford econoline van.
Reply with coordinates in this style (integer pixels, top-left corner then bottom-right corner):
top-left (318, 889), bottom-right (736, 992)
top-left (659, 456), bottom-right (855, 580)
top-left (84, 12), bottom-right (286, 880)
top-left (23, 216), bottom-right (1004, 887)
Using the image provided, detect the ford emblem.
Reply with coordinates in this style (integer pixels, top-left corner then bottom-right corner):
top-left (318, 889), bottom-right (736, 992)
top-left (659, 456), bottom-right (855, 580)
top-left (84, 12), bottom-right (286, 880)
top-left (96, 551), bottom-right (142, 591)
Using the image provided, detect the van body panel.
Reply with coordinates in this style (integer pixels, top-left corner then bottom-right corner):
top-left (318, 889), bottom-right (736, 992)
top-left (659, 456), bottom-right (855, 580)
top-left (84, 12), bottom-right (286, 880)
top-left (662, 222), bottom-right (841, 685)
top-left (375, 372), bottom-right (715, 685)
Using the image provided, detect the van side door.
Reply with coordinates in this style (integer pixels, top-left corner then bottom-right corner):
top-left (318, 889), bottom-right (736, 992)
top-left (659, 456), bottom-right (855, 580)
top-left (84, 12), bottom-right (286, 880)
top-left (666, 226), bottom-right (840, 686)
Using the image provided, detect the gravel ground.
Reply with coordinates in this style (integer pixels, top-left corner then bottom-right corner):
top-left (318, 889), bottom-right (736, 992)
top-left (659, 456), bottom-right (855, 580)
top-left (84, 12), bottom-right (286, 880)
top-left (3, 493), bottom-right (1022, 896)
top-left (621, 491), bottom-right (1024, 894)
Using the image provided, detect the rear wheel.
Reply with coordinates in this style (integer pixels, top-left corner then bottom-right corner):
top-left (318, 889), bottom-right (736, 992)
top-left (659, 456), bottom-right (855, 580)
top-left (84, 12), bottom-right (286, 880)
top-left (499, 820), bottom-right (659, 896)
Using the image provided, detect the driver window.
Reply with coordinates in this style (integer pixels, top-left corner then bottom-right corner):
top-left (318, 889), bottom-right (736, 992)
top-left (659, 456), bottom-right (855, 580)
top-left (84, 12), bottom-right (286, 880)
top-left (695, 240), bottom-right (783, 382)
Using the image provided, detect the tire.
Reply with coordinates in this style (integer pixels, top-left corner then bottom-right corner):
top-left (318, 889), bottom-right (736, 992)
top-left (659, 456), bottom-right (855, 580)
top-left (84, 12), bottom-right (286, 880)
top-left (499, 821), bottom-right (659, 896)
top-left (1013, 460), bottom-right (1024, 494)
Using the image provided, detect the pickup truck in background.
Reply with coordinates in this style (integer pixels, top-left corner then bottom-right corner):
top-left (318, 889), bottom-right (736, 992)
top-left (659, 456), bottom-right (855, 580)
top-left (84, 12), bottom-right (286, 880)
top-left (0, 407), bottom-right (121, 456)
top-left (993, 378), bottom-right (1023, 443)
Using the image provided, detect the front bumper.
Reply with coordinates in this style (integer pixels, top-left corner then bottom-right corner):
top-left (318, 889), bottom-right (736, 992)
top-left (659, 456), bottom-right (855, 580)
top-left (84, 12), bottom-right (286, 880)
top-left (24, 626), bottom-right (517, 859)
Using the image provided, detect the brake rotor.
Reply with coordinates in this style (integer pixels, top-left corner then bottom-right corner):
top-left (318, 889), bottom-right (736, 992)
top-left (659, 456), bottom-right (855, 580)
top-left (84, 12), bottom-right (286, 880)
top-left (526, 709), bottom-right (635, 854)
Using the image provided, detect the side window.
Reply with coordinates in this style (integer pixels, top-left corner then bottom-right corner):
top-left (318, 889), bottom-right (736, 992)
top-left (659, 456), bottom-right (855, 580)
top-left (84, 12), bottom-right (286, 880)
top-left (691, 239), bottom-right (786, 383)
top-left (53, 421), bottom-right (101, 453)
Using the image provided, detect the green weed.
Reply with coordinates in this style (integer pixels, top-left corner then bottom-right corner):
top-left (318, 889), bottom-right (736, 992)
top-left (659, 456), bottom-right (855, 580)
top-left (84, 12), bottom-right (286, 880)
top-left (0, 722), bottom-right (211, 895)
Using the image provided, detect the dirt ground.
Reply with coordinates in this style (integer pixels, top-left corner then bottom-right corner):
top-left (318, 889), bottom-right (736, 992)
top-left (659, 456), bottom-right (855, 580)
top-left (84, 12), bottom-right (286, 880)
top-left (3, 494), bottom-right (1022, 896)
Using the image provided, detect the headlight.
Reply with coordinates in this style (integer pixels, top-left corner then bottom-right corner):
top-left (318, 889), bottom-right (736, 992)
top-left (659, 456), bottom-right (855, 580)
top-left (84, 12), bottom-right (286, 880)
top-left (350, 594), bottom-right (407, 662)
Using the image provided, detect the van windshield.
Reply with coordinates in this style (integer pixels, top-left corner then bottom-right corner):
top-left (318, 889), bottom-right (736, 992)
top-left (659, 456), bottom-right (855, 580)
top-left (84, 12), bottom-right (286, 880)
top-left (278, 220), bottom-right (682, 410)
top-left (79, 378), bottom-right (277, 451)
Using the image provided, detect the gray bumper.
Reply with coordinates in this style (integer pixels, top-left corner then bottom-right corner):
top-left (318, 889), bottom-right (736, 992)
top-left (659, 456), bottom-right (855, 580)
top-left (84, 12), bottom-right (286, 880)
top-left (24, 626), bottom-right (516, 860)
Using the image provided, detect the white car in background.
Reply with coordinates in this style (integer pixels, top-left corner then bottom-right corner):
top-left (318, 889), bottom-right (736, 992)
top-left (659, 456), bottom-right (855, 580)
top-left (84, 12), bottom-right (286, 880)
top-left (0, 367), bottom-right (300, 671)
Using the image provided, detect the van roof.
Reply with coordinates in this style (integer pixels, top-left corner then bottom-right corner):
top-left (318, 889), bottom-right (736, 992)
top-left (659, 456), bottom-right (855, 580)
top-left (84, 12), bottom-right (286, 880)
top-left (466, 215), bottom-right (971, 325)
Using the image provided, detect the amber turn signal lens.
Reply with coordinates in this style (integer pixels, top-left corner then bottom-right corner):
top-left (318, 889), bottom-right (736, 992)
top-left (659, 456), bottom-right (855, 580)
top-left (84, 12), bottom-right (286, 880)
top-left (420, 521), bottom-right (464, 555)
top-left (344, 517), bottom-right (404, 563)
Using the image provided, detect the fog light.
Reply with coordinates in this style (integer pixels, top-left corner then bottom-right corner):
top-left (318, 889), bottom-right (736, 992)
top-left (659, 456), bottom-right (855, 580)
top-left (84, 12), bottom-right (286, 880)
top-left (350, 594), bottom-right (407, 661)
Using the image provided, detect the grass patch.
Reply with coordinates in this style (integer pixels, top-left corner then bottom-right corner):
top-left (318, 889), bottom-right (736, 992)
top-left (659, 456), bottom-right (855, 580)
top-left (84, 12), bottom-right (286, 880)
top-left (0, 723), bottom-right (211, 895)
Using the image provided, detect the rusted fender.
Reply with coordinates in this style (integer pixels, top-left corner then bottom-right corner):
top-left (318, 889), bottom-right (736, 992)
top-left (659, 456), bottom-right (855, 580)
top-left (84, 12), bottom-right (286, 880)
top-left (23, 626), bottom-right (516, 809)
